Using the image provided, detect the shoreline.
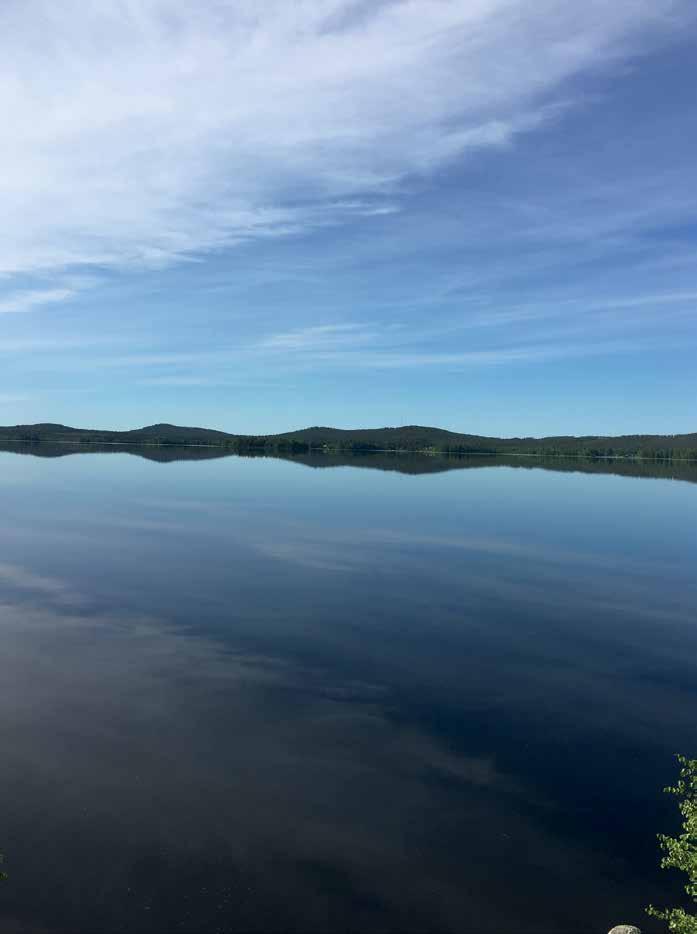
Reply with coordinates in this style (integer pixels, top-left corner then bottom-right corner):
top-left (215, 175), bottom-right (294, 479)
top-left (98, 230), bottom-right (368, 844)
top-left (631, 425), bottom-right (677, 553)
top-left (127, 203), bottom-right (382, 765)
top-left (1, 437), bottom-right (695, 463)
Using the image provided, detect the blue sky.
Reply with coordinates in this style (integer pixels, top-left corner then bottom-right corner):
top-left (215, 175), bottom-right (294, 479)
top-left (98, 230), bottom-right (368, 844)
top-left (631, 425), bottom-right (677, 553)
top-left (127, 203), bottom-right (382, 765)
top-left (1, 0), bottom-right (696, 436)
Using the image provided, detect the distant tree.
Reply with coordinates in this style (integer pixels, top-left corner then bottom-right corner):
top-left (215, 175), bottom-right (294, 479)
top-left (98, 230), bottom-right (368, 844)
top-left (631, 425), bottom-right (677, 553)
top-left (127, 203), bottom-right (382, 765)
top-left (648, 756), bottom-right (697, 934)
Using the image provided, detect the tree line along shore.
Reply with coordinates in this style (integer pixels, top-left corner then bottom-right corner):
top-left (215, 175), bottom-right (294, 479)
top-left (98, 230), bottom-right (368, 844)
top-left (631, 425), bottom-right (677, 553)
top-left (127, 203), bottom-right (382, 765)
top-left (1, 422), bottom-right (696, 460)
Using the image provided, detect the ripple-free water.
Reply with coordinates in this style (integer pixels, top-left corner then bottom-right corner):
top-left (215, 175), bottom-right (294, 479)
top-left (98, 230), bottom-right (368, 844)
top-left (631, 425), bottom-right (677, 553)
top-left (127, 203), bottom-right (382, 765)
top-left (1, 446), bottom-right (695, 933)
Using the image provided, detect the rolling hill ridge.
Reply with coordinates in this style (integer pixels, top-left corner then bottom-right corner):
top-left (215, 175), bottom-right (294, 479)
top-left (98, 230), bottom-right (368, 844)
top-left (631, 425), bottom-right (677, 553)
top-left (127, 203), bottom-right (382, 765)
top-left (1, 422), bottom-right (695, 459)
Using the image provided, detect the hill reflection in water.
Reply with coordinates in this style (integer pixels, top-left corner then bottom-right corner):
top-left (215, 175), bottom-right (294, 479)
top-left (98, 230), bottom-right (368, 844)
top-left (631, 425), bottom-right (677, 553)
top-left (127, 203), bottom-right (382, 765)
top-left (2, 440), bottom-right (696, 483)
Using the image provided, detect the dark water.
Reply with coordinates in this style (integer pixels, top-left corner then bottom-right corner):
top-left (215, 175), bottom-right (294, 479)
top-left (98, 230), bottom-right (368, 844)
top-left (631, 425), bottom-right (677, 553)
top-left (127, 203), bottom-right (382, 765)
top-left (0, 445), bottom-right (696, 934)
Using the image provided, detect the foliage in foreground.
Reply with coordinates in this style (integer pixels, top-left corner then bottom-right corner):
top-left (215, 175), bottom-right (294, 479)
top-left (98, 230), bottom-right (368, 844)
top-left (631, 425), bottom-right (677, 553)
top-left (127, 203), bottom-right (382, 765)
top-left (648, 756), bottom-right (697, 933)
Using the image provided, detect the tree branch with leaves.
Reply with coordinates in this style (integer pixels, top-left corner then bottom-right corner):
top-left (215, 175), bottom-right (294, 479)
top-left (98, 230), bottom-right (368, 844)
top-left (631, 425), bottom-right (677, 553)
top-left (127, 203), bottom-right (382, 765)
top-left (648, 756), bottom-right (697, 934)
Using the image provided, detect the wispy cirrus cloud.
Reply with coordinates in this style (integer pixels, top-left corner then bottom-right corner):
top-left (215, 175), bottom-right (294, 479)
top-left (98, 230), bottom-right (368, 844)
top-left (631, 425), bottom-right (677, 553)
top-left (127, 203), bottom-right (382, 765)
top-left (84, 330), bottom-right (655, 377)
top-left (260, 323), bottom-right (380, 351)
top-left (0, 288), bottom-right (76, 314)
top-left (0, 336), bottom-right (115, 354)
top-left (0, 0), bottom-right (691, 285)
top-left (295, 339), bottom-right (651, 369)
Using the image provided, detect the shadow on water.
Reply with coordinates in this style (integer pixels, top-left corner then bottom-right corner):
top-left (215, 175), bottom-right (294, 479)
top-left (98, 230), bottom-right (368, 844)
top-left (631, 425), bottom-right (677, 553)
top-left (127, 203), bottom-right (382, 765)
top-left (2, 440), bottom-right (696, 483)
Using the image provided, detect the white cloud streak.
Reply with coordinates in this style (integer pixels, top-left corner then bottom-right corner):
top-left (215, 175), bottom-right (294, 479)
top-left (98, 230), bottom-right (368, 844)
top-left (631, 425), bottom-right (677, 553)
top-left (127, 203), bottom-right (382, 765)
top-left (0, 0), bottom-right (689, 281)
top-left (0, 288), bottom-right (76, 314)
top-left (260, 323), bottom-right (379, 351)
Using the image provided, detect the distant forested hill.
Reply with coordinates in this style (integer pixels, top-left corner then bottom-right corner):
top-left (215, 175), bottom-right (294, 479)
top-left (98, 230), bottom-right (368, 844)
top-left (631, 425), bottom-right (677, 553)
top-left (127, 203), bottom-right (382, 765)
top-left (268, 425), bottom-right (697, 458)
top-left (1, 422), bottom-right (695, 460)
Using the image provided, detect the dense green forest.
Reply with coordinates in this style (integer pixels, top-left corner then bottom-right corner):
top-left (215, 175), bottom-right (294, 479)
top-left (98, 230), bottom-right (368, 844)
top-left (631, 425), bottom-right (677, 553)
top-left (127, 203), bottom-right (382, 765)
top-left (1, 421), bottom-right (696, 460)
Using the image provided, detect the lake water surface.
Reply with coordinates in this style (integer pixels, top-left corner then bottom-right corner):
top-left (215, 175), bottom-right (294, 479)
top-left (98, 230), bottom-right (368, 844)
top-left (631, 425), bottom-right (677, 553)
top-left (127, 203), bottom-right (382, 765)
top-left (0, 445), bottom-right (696, 933)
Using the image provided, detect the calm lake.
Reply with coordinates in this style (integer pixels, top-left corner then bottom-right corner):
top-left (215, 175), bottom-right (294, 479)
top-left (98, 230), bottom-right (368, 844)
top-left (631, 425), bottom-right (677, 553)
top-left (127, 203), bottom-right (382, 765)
top-left (0, 444), bottom-right (696, 933)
